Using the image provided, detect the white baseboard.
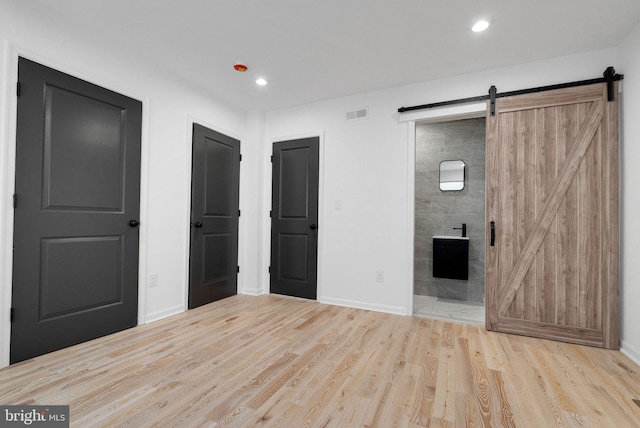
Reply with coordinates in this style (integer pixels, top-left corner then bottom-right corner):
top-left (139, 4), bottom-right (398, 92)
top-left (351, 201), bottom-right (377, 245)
top-left (621, 341), bottom-right (640, 367)
top-left (143, 291), bottom-right (268, 323)
top-left (240, 287), bottom-right (266, 296)
top-left (143, 304), bottom-right (184, 324)
top-left (320, 296), bottom-right (407, 316)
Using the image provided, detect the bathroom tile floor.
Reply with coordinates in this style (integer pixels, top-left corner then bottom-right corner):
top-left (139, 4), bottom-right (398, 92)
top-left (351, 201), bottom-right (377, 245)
top-left (413, 294), bottom-right (485, 325)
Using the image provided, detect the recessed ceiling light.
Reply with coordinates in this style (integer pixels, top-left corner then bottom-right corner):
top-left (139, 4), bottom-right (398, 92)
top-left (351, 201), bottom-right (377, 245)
top-left (256, 78), bottom-right (267, 86)
top-left (472, 20), bottom-right (490, 32)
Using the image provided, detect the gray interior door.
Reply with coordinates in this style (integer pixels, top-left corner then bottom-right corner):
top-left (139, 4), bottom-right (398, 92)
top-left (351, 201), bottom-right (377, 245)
top-left (11, 58), bottom-right (142, 363)
top-left (188, 124), bottom-right (240, 309)
top-left (270, 137), bottom-right (319, 300)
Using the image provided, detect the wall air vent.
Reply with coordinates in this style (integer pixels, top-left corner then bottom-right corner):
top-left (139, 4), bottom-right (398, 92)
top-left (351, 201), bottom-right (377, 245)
top-left (345, 108), bottom-right (368, 121)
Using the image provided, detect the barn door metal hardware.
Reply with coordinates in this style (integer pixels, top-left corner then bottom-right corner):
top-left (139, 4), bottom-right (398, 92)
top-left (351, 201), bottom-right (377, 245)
top-left (397, 67), bottom-right (624, 116)
top-left (489, 86), bottom-right (497, 117)
top-left (603, 66), bottom-right (621, 102)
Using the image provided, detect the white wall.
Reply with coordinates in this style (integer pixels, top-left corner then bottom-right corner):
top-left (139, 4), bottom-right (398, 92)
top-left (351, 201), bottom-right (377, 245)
top-left (265, 96), bottom-right (412, 314)
top-left (263, 48), bottom-right (629, 331)
top-left (0, 5), bottom-right (246, 367)
top-left (241, 110), bottom-right (266, 295)
top-left (620, 23), bottom-right (640, 365)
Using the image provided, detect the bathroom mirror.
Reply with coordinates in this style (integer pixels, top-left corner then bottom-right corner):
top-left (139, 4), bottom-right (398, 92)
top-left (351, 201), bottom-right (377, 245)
top-left (439, 160), bottom-right (465, 191)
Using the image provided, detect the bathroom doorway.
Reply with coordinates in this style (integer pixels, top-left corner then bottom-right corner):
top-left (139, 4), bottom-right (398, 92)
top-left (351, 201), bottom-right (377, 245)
top-left (413, 117), bottom-right (486, 324)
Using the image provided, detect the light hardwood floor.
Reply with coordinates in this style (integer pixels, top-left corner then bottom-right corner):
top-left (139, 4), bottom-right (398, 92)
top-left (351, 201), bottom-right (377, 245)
top-left (1, 294), bottom-right (639, 427)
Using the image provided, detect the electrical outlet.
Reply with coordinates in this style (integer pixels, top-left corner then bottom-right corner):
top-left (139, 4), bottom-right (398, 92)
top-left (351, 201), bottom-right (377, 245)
top-left (335, 199), bottom-right (343, 210)
top-left (149, 273), bottom-right (158, 288)
top-left (376, 271), bottom-right (384, 283)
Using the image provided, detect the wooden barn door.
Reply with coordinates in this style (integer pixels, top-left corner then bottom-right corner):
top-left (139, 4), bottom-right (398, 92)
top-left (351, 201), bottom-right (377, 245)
top-left (486, 82), bottom-right (619, 349)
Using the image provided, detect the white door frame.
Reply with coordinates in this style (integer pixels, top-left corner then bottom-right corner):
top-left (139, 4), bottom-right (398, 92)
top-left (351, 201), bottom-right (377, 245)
top-left (400, 102), bottom-right (486, 315)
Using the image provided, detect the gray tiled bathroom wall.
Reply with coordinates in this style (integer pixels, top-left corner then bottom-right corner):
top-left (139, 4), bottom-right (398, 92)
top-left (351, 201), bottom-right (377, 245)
top-left (414, 118), bottom-right (486, 303)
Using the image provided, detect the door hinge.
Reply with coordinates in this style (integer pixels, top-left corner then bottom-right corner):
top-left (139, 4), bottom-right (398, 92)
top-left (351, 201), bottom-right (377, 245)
top-left (10, 308), bottom-right (14, 322)
top-left (16, 81), bottom-right (21, 97)
top-left (238, 209), bottom-right (241, 217)
top-left (13, 194), bottom-right (17, 209)
top-left (237, 266), bottom-right (240, 273)
top-left (270, 155), bottom-right (273, 162)
top-left (239, 154), bottom-right (242, 161)
top-left (269, 211), bottom-right (272, 218)
top-left (268, 266), bottom-right (271, 273)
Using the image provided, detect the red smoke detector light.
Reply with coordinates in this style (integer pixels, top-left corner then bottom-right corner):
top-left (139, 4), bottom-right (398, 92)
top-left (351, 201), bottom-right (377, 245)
top-left (234, 64), bottom-right (248, 72)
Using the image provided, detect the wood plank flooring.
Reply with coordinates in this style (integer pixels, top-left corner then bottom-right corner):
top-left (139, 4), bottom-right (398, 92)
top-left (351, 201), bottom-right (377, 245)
top-left (1, 294), bottom-right (639, 427)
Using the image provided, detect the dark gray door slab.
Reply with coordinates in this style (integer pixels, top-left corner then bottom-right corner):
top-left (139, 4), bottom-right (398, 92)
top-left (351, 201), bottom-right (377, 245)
top-left (188, 124), bottom-right (240, 308)
top-left (11, 58), bottom-right (142, 363)
top-left (270, 137), bottom-right (319, 300)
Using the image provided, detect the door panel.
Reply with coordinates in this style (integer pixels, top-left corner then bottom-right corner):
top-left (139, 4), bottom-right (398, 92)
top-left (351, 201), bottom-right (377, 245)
top-left (43, 85), bottom-right (124, 210)
top-left (11, 58), bottom-right (142, 363)
top-left (278, 233), bottom-right (309, 281)
top-left (203, 233), bottom-right (231, 283)
top-left (280, 147), bottom-right (311, 218)
top-left (189, 124), bottom-right (240, 308)
top-left (204, 140), bottom-right (235, 216)
top-left (270, 137), bottom-right (319, 300)
top-left (40, 236), bottom-right (123, 320)
top-left (486, 83), bottom-right (619, 348)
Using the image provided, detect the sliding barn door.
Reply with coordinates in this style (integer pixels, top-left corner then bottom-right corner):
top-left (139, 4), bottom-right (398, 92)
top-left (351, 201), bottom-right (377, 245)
top-left (486, 82), bottom-right (619, 349)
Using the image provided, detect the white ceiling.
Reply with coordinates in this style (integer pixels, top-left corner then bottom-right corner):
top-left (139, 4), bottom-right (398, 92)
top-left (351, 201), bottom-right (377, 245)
top-left (9, 0), bottom-right (640, 111)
